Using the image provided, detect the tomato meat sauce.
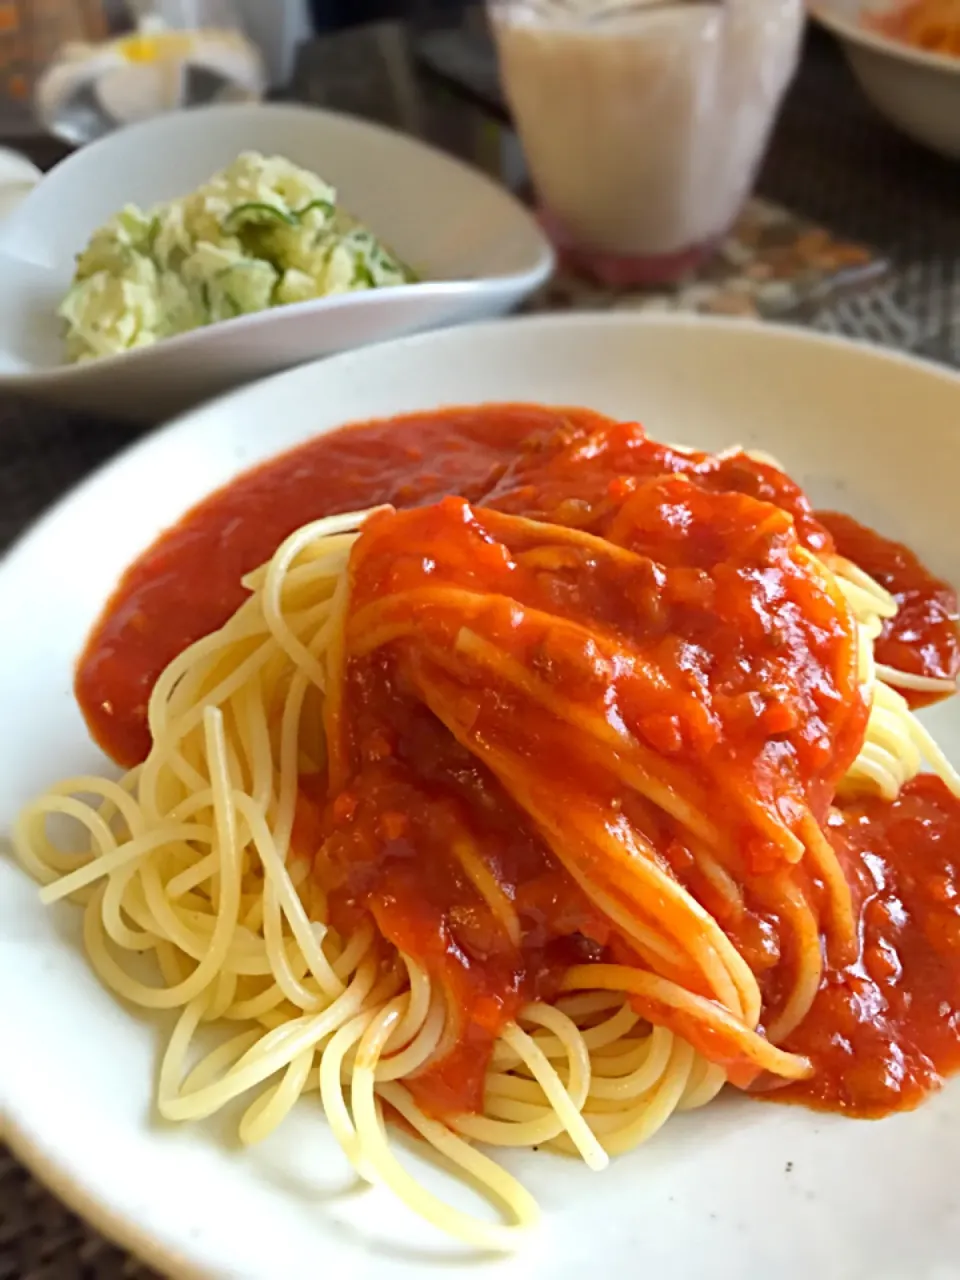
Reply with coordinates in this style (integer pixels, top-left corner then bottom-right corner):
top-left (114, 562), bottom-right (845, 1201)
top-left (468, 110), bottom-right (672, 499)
top-left (75, 404), bottom-right (960, 1119)
top-left (820, 510), bottom-right (960, 706)
top-left (779, 777), bottom-right (960, 1115)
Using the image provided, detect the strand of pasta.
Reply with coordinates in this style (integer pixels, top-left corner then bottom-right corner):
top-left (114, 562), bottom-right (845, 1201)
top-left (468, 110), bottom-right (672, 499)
top-left (351, 585), bottom-right (806, 866)
top-left (408, 657), bottom-right (762, 1026)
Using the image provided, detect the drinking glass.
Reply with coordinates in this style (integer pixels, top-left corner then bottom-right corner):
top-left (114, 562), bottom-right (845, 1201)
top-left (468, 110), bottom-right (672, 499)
top-left (488, 0), bottom-right (805, 285)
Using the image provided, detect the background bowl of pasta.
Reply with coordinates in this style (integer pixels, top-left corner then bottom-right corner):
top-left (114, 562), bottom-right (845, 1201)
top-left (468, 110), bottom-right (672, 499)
top-left (812, 0), bottom-right (960, 158)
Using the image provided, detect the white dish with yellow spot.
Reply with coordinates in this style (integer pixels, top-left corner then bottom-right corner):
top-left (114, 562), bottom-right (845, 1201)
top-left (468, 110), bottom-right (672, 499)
top-left (34, 24), bottom-right (266, 136)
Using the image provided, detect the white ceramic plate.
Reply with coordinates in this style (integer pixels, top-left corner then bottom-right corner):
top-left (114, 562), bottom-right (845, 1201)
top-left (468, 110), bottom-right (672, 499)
top-left (812, 0), bottom-right (960, 158)
top-left (0, 103), bottom-right (552, 421)
top-left (2, 313), bottom-right (960, 1280)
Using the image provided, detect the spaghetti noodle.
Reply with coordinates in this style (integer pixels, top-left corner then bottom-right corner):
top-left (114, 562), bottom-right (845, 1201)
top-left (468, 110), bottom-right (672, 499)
top-left (867, 0), bottom-right (960, 56)
top-left (13, 406), bottom-right (960, 1248)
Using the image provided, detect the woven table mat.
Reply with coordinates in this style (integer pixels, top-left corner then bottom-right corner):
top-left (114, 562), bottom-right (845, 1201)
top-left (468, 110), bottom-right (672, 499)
top-left (0, 1151), bottom-right (155, 1280)
top-left (759, 32), bottom-right (960, 363)
top-left (4, 22), bottom-right (960, 1280)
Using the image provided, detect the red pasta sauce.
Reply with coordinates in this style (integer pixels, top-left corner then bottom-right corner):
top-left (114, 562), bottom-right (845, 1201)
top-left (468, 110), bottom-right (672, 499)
top-left (74, 405), bottom-right (960, 1120)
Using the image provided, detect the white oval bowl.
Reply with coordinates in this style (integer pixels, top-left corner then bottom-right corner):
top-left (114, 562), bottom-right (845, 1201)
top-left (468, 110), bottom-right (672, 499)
top-left (0, 103), bottom-right (553, 420)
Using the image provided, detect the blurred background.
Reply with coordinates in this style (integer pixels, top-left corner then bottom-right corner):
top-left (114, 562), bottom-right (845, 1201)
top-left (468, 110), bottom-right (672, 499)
top-left (0, 0), bottom-right (958, 357)
top-left (2, 0), bottom-right (959, 354)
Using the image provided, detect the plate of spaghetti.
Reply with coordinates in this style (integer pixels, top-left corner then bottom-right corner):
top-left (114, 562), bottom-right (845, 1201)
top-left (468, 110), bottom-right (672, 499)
top-left (813, 0), bottom-right (960, 156)
top-left (2, 313), bottom-right (960, 1279)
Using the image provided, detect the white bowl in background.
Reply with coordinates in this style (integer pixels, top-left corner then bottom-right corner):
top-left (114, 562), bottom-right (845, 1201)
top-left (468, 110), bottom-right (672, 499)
top-left (812, 0), bottom-right (960, 158)
top-left (0, 103), bottom-right (553, 421)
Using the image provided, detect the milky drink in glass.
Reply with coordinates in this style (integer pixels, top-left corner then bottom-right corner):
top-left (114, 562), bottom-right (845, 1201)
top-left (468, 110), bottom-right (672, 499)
top-left (490, 0), bottom-right (804, 284)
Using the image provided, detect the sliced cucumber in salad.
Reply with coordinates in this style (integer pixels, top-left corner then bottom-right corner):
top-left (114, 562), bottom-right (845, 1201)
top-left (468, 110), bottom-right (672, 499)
top-left (59, 151), bottom-right (418, 364)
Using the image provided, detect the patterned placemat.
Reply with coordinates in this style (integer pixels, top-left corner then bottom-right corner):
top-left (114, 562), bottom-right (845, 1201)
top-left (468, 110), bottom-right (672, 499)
top-left (0, 401), bottom-right (132, 553)
top-left (756, 30), bottom-right (960, 366)
top-left (526, 197), bottom-right (889, 321)
top-left (0, 1151), bottom-right (155, 1280)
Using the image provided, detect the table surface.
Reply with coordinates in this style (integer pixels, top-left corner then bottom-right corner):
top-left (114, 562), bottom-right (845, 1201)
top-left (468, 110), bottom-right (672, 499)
top-left (3, 16), bottom-right (960, 1279)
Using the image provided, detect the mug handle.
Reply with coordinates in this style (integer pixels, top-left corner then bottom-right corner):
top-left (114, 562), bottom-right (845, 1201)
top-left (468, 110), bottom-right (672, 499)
top-left (0, 148), bottom-right (42, 227)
